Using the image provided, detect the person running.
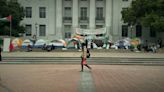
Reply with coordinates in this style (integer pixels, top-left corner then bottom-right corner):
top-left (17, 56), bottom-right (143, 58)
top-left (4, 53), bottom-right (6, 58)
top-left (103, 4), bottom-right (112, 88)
top-left (80, 43), bottom-right (91, 72)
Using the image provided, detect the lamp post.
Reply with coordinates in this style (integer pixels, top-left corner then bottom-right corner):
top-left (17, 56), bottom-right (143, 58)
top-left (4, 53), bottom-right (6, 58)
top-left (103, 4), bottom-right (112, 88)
top-left (130, 25), bottom-right (133, 39)
top-left (35, 23), bottom-right (38, 40)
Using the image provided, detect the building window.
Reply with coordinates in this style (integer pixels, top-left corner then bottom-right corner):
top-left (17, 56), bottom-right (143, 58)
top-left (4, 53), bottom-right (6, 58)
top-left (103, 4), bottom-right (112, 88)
top-left (122, 0), bottom-right (128, 1)
top-left (122, 25), bottom-right (128, 37)
top-left (96, 25), bottom-right (103, 28)
top-left (80, 25), bottom-right (87, 29)
top-left (39, 25), bottom-right (46, 36)
top-left (150, 27), bottom-right (156, 37)
top-left (80, 7), bottom-right (87, 20)
top-left (12, 0), bottom-right (18, 2)
top-left (39, 7), bottom-right (46, 18)
top-left (65, 32), bottom-right (71, 38)
top-left (25, 7), bottom-right (32, 18)
top-left (64, 25), bottom-right (71, 38)
top-left (122, 8), bottom-right (128, 11)
top-left (25, 24), bottom-right (32, 36)
top-left (136, 25), bottom-right (142, 37)
top-left (96, 7), bottom-right (103, 20)
top-left (64, 7), bottom-right (72, 19)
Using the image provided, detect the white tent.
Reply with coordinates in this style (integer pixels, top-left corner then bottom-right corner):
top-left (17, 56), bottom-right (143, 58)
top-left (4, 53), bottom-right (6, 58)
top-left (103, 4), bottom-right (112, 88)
top-left (34, 39), bottom-right (46, 47)
top-left (22, 39), bottom-right (33, 47)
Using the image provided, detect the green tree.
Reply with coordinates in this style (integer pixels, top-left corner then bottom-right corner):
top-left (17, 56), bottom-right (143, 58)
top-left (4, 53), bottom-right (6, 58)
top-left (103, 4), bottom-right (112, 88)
top-left (121, 0), bottom-right (164, 32)
top-left (0, 0), bottom-right (25, 37)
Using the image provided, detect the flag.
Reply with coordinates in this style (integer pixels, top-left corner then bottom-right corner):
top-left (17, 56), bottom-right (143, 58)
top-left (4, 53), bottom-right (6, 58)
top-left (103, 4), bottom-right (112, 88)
top-left (0, 15), bottom-right (12, 36)
top-left (0, 15), bottom-right (12, 22)
top-left (6, 15), bottom-right (12, 21)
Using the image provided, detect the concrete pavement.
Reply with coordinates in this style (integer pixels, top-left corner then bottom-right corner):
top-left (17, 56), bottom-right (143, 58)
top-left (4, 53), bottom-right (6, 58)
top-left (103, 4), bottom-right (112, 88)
top-left (0, 65), bottom-right (164, 92)
top-left (2, 51), bottom-right (164, 58)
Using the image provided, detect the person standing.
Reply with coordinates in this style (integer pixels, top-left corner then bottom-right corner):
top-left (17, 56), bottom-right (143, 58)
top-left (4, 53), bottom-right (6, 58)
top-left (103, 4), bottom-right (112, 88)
top-left (80, 43), bottom-right (91, 72)
top-left (27, 44), bottom-right (32, 52)
top-left (144, 40), bottom-right (148, 52)
top-left (9, 42), bottom-right (14, 52)
top-left (158, 38), bottom-right (162, 48)
top-left (0, 46), bottom-right (2, 61)
top-left (85, 39), bottom-right (88, 48)
top-left (86, 48), bottom-right (90, 58)
top-left (91, 42), bottom-right (93, 49)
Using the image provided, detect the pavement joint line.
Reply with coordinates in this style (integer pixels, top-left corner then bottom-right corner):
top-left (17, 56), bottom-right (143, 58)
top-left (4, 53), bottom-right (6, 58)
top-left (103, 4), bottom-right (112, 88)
top-left (78, 71), bottom-right (96, 92)
top-left (0, 83), bottom-right (15, 92)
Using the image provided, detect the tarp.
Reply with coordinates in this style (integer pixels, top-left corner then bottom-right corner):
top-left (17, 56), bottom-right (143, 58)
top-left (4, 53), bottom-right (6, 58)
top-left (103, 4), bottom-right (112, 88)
top-left (93, 39), bottom-right (104, 47)
top-left (131, 38), bottom-right (141, 47)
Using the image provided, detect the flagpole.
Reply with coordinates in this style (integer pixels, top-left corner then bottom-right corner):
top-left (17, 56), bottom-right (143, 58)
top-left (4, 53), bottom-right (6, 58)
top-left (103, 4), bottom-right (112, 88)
top-left (10, 15), bottom-right (12, 37)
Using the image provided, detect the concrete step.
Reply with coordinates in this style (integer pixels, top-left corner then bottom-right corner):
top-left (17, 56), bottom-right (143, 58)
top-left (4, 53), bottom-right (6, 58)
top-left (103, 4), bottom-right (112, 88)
top-left (1, 57), bottom-right (164, 65)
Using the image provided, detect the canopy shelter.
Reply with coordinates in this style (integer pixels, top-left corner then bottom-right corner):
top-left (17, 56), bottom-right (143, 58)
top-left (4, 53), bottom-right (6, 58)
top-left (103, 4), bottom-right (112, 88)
top-left (67, 38), bottom-right (81, 49)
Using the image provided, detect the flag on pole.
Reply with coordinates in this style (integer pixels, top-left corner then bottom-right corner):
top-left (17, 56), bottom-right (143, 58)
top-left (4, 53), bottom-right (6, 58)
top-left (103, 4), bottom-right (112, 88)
top-left (0, 15), bottom-right (12, 36)
top-left (6, 15), bottom-right (12, 22)
top-left (0, 15), bottom-right (12, 22)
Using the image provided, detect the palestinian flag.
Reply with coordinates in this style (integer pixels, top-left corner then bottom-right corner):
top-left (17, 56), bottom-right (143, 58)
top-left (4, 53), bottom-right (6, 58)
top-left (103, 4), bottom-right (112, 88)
top-left (0, 15), bottom-right (12, 22)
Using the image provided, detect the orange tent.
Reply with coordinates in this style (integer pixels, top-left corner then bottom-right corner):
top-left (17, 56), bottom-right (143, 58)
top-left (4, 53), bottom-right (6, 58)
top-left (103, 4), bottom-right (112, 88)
top-left (12, 38), bottom-right (23, 47)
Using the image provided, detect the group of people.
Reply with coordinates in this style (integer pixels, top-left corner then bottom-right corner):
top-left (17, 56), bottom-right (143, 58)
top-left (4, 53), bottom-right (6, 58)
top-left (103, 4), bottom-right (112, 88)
top-left (142, 39), bottom-right (163, 53)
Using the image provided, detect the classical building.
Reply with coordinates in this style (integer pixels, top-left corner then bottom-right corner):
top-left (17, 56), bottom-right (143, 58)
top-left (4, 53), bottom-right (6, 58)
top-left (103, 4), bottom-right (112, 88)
top-left (18, 0), bottom-right (164, 43)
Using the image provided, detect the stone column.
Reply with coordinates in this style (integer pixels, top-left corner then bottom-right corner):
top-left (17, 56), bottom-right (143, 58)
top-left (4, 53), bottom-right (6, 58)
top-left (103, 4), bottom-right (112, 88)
top-left (106, 0), bottom-right (112, 38)
top-left (72, 0), bottom-right (78, 34)
top-left (89, 0), bottom-right (95, 29)
top-left (48, 0), bottom-right (55, 35)
top-left (112, 0), bottom-right (120, 41)
top-left (56, 0), bottom-right (63, 39)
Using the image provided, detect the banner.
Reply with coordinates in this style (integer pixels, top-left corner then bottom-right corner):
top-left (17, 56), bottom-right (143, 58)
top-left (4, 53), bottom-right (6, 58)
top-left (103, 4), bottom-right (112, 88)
top-left (3, 38), bottom-right (11, 52)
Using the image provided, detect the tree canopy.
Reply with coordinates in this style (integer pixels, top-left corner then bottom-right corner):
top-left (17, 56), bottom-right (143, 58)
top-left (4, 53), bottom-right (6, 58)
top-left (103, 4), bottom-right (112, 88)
top-left (121, 0), bottom-right (164, 32)
top-left (0, 0), bottom-right (25, 37)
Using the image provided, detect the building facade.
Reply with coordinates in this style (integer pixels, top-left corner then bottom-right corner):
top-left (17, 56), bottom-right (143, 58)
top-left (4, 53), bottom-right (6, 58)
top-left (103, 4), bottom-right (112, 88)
top-left (18, 0), bottom-right (164, 43)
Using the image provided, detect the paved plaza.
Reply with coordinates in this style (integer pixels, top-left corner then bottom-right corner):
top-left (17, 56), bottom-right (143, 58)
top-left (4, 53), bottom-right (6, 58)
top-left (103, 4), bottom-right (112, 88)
top-left (0, 65), bottom-right (164, 92)
top-left (2, 51), bottom-right (164, 58)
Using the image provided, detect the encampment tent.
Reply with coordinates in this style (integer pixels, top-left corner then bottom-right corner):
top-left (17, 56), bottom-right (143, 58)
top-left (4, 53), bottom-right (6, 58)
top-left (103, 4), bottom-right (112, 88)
top-left (12, 38), bottom-right (23, 47)
top-left (22, 39), bottom-right (33, 48)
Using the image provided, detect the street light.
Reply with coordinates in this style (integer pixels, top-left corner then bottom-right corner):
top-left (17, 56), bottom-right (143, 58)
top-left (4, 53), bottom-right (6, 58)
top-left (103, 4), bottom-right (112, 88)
top-left (130, 25), bottom-right (133, 39)
top-left (35, 23), bottom-right (38, 40)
